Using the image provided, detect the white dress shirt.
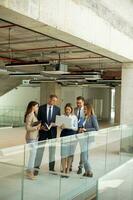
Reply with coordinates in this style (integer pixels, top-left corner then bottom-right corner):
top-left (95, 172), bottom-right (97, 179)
top-left (76, 107), bottom-right (84, 119)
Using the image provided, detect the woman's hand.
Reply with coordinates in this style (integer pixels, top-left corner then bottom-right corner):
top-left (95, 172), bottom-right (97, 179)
top-left (40, 125), bottom-right (48, 131)
top-left (60, 123), bottom-right (65, 129)
top-left (79, 128), bottom-right (86, 133)
top-left (36, 123), bottom-right (41, 130)
top-left (50, 122), bottom-right (56, 127)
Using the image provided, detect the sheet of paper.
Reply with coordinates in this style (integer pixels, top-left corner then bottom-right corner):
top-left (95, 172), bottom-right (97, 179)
top-left (55, 115), bottom-right (73, 129)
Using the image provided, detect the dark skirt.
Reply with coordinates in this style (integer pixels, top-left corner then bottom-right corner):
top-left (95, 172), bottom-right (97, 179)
top-left (60, 129), bottom-right (77, 158)
top-left (60, 129), bottom-right (76, 137)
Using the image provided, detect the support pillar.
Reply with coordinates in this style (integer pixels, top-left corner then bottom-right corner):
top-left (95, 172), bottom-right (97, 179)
top-left (121, 63), bottom-right (133, 123)
top-left (115, 85), bottom-right (121, 124)
top-left (40, 82), bottom-right (61, 106)
top-left (120, 63), bottom-right (133, 153)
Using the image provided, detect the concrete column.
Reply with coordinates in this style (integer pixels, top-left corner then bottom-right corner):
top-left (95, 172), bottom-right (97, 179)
top-left (40, 82), bottom-right (61, 105)
top-left (115, 85), bottom-right (121, 124)
top-left (60, 86), bottom-right (82, 113)
top-left (121, 63), bottom-right (133, 124)
top-left (120, 63), bottom-right (133, 153)
top-left (87, 87), bottom-right (111, 121)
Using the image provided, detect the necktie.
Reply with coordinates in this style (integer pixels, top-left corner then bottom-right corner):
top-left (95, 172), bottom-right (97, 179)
top-left (48, 106), bottom-right (52, 125)
top-left (78, 108), bottom-right (81, 120)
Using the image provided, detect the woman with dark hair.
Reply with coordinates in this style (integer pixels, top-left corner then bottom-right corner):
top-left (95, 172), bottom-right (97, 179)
top-left (60, 103), bottom-right (78, 177)
top-left (24, 101), bottom-right (41, 180)
top-left (79, 103), bottom-right (99, 177)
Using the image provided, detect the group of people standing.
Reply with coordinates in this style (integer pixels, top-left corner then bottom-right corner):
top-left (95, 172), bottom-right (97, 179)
top-left (24, 95), bottom-right (99, 180)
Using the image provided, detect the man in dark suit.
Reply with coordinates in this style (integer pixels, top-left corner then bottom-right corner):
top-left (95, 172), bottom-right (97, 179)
top-left (34, 94), bottom-right (60, 175)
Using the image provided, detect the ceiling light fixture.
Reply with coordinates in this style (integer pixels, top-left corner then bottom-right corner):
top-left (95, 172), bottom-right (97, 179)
top-left (9, 72), bottom-right (42, 77)
top-left (6, 61), bottom-right (50, 68)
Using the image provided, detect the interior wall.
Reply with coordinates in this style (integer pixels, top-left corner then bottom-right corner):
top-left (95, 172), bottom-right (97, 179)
top-left (40, 82), bottom-right (61, 106)
top-left (61, 86), bottom-right (82, 114)
top-left (60, 86), bottom-right (111, 120)
top-left (87, 87), bottom-right (111, 120)
top-left (0, 86), bottom-right (40, 109)
top-left (40, 84), bottom-right (86, 114)
top-left (0, 83), bottom-right (111, 121)
top-left (82, 86), bottom-right (90, 99)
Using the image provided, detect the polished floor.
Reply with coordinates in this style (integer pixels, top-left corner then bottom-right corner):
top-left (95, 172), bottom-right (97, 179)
top-left (0, 121), bottom-right (116, 148)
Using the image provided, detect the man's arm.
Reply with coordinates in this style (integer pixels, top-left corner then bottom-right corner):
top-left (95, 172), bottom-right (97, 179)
top-left (57, 107), bottom-right (61, 115)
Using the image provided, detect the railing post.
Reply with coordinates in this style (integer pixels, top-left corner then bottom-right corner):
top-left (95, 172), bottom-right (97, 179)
top-left (21, 144), bottom-right (25, 200)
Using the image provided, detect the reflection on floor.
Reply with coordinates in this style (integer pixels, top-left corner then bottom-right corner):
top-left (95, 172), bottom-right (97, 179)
top-left (97, 159), bottom-right (133, 200)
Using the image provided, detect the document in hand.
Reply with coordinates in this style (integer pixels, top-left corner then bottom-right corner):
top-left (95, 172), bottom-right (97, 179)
top-left (43, 123), bottom-right (52, 130)
top-left (32, 121), bottom-right (41, 127)
top-left (55, 115), bottom-right (73, 129)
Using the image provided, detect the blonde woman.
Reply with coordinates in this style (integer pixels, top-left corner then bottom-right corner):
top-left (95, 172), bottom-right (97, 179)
top-left (24, 101), bottom-right (41, 180)
top-left (79, 103), bottom-right (99, 177)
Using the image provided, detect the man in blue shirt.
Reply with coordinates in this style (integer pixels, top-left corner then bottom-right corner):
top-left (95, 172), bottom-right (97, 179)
top-left (70, 96), bottom-right (85, 174)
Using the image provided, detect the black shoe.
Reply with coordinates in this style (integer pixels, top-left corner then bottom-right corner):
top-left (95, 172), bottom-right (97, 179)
top-left (83, 171), bottom-right (93, 177)
top-left (61, 174), bottom-right (69, 178)
top-left (61, 175), bottom-right (69, 178)
top-left (77, 167), bottom-right (82, 174)
top-left (49, 169), bottom-right (55, 172)
top-left (49, 169), bottom-right (57, 175)
top-left (69, 167), bottom-right (72, 172)
top-left (34, 170), bottom-right (39, 176)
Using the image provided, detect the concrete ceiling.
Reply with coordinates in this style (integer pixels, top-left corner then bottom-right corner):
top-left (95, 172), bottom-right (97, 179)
top-left (0, 19), bottom-right (121, 91)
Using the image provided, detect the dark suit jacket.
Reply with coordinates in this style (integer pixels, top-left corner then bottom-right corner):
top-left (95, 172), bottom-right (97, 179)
top-left (37, 104), bottom-right (60, 140)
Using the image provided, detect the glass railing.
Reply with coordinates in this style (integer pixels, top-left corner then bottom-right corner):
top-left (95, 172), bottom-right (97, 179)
top-left (0, 106), bottom-right (25, 127)
top-left (97, 158), bottom-right (133, 200)
top-left (0, 124), bottom-right (133, 200)
top-left (0, 145), bottom-right (25, 200)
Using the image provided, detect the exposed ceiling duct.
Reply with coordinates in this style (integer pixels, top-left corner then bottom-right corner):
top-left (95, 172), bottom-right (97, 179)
top-left (28, 72), bottom-right (120, 87)
top-left (28, 71), bottom-right (101, 85)
top-left (6, 62), bottom-right (70, 76)
top-left (41, 63), bottom-right (70, 75)
top-left (58, 72), bottom-right (101, 80)
top-left (0, 69), bottom-right (9, 75)
top-left (0, 19), bottom-right (122, 90)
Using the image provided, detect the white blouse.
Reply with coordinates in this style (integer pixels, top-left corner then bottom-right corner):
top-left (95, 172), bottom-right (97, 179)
top-left (62, 114), bottom-right (78, 131)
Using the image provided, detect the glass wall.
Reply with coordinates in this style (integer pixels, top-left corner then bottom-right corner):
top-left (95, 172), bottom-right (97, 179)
top-left (0, 106), bottom-right (25, 127)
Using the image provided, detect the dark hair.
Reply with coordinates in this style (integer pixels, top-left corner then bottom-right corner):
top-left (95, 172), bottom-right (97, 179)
top-left (64, 103), bottom-right (73, 113)
top-left (49, 94), bottom-right (58, 99)
top-left (76, 96), bottom-right (85, 102)
top-left (24, 101), bottom-right (39, 122)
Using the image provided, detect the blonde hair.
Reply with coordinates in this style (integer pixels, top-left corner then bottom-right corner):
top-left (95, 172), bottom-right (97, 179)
top-left (84, 103), bottom-right (95, 116)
